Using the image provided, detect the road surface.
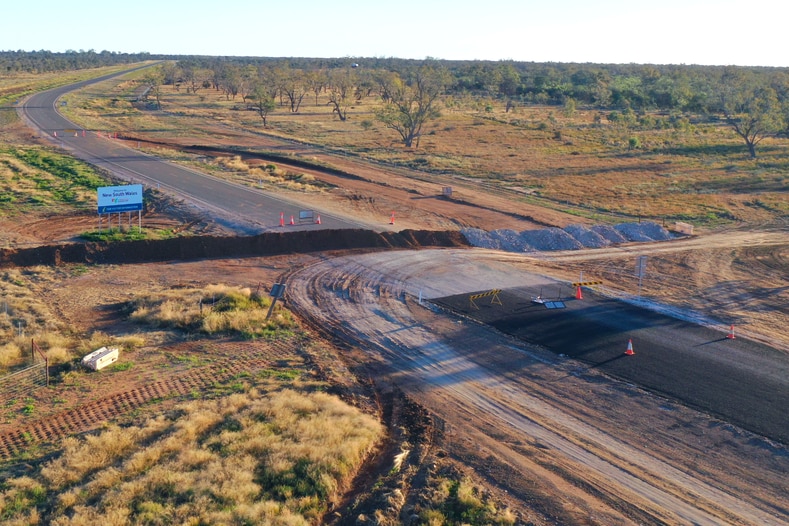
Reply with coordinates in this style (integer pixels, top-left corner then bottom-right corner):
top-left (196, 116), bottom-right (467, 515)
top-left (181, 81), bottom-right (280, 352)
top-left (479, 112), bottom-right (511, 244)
top-left (17, 67), bottom-right (366, 233)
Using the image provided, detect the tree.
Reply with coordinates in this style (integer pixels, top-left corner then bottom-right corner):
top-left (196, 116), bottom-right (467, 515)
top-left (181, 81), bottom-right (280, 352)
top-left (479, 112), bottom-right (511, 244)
top-left (222, 64), bottom-right (246, 101)
top-left (281, 69), bottom-right (308, 113)
top-left (716, 70), bottom-right (786, 158)
top-left (250, 84), bottom-right (276, 127)
top-left (179, 61), bottom-right (207, 94)
top-left (326, 69), bottom-right (356, 121)
top-left (141, 67), bottom-right (164, 110)
top-left (497, 63), bottom-right (521, 100)
top-left (373, 70), bottom-right (401, 104)
top-left (305, 70), bottom-right (327, 106)
top-left (374, 64), bottom-right (450, 148)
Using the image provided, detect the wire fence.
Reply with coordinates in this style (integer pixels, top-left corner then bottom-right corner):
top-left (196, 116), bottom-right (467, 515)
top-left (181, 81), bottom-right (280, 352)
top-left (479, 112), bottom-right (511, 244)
top-left (0, 340), bottom-right (49, 403)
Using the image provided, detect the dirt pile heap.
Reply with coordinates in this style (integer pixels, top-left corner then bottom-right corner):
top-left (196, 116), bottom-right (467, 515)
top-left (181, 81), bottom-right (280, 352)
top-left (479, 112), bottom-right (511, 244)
top-left (461, 221), bottom-right (674, 252)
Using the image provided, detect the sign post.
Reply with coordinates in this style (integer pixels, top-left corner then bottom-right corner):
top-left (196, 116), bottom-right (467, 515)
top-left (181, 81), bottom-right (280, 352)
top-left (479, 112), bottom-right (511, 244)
top-left (97, 184), bottom-right (143, 232)
top-left (266, 283), bottom-right (287, 321)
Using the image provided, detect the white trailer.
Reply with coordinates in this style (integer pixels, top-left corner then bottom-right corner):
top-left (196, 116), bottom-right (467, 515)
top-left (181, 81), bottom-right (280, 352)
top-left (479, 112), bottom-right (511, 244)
top-left (81, 347), bottom-right (119, 371)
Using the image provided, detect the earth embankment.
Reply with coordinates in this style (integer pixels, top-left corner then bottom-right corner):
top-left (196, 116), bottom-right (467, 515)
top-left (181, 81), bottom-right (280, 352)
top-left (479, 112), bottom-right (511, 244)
top-left (0, 229), bottom-right (471, 268)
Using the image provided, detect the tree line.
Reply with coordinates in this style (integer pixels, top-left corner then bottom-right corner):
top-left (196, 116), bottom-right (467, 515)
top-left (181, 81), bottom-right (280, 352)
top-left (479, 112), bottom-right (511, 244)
top-left (0, 50), bottom-right (162, 73)
top-left (4, 51), bottom-right (788, 158)
top-left (154, 57), bottom-right (789, 158)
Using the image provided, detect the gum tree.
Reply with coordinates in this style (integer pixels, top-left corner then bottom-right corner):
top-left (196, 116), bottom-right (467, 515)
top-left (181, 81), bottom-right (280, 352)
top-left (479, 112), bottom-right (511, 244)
top-left (374, 63), bottom-right (450, 148)
top-left (250, 84), bottom-right (276, 127)
top-left (715, 69), bottom-right (786, 158)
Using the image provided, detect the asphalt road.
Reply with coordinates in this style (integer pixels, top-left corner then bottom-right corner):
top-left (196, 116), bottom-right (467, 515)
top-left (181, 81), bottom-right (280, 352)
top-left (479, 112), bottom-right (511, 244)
top-left (17, 66), bottom-right (364, 233)
top-left (434, 284), bottom-right (789, 444)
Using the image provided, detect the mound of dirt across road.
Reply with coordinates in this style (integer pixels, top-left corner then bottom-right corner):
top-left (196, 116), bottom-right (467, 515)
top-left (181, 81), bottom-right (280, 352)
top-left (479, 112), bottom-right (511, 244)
top-left (0, 229), bottom-right (471, 268)
top-left (461, 221), bottom-right (674, 251)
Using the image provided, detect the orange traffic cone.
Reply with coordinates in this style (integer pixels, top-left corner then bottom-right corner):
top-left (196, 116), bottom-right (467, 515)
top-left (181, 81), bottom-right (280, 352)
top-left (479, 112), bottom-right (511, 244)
top-left (726, 325), bottom-right (735, 339)
top-left (289, 215), bottom-right (295, 225)
top-left (389, 212), bottom-right (395, 225)
top-left (624, 339), bottom-right (635, 356)
top-left (279, 212), bottom-right (284, 227)
top-left (315, 214), bottom-right (321, 225)
top-left (575, 286), bottom-right (583, 300)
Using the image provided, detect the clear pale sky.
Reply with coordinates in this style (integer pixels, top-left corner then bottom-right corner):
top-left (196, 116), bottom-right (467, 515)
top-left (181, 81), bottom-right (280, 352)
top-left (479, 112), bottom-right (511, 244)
top-left (2, 0), bottom-right (785, 67)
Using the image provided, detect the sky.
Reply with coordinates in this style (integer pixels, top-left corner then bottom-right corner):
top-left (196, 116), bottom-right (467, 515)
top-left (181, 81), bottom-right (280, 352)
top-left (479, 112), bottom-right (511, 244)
top-left (2, 0), bottom-right (786, 67)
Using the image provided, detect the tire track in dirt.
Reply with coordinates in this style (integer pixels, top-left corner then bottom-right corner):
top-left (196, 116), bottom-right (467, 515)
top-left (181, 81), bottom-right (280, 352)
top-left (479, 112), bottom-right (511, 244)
top-left (0, 338), bottom-right (298, 460)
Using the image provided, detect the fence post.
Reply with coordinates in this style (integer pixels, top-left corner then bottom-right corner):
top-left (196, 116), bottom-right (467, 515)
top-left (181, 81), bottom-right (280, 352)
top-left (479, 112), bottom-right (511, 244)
top-left (45, 357), bottom-right (49, 387)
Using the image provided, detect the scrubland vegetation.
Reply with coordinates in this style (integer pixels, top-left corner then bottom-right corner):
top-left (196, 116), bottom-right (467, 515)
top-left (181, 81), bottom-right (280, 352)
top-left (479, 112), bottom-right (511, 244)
top-left (0, 266), bottom-right (93, 370)
top-left (0, 278), bottom-right (294, 373)
top-left (0, 386), bottom-right (383, 525)
top-left (127, 283), bottom-right (295, 339)
top-left (0, 52), bottom-right (785, 525)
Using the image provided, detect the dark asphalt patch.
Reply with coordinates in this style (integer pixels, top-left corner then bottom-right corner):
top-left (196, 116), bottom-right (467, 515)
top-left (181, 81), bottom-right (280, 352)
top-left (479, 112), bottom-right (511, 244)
top-left (432, 286), bottom-right (789, 445)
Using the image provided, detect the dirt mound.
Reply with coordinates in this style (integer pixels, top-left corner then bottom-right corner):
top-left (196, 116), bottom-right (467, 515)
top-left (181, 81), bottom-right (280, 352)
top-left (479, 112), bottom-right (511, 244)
top-left (0, 229), bottom-right (471, 268)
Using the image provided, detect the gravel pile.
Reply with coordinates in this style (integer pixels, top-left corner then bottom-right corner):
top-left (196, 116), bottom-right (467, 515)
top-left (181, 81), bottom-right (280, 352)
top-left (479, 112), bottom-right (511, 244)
top-left (615, 222), bottom-right (672, 242)
top-left (563, 224), bottom-right (610, 248)
top-left (590, 225), bottom-right (628, 244)
top-left (461, 227), bottom-right (501, 250)
top-left (519, 228), bottom-right (583, 251)
top-left (489, 229), bottom-right (534, 251)
top-left (638, 221), bottom-right (674, 241)
top-left (461, 221), bottom-right (674, 253)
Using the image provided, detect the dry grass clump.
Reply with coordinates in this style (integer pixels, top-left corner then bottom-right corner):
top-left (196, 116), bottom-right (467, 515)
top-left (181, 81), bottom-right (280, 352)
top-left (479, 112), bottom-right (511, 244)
top-left (128, 283), bottom-right (295, 338)
top-left (0, 341), bottom-right (22, 368)
top-left (210, 155), bottom-right (325, 193)
top-left (23, 332), bottom-right (71, 365)
top-left (0, 267), bottom-right (94, 370)
top-left (0, 265), bottom-right (145, 371)
top-left (418, 476), bottom-right (516, 526)
top-left (0, 388), bottom-right (383, 525)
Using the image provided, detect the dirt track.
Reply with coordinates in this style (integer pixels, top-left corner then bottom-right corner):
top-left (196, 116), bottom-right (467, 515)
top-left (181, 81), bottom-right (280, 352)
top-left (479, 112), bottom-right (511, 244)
top-left (285, 248), bottom-right (788, 525)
